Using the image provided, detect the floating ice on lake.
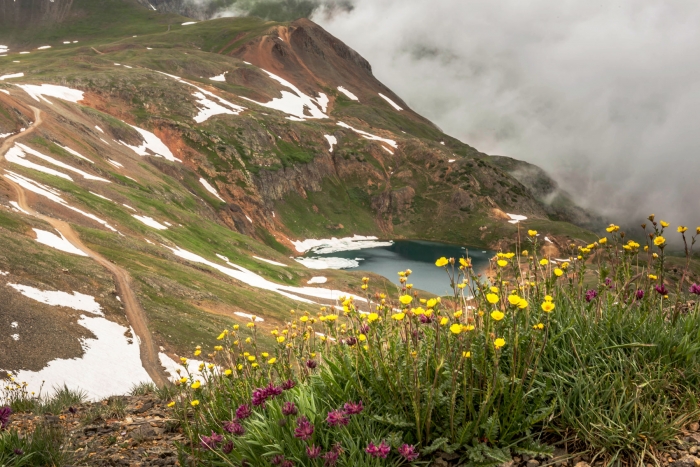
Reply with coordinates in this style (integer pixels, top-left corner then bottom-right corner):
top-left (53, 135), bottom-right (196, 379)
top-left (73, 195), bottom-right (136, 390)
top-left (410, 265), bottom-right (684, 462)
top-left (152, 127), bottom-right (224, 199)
top-left (293, 234), bottom-right (393, 254)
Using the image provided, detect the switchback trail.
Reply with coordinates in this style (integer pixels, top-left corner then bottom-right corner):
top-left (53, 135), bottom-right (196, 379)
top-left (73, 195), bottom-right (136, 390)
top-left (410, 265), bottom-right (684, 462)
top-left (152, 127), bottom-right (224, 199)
top-left (0, 106), bottom-right (168, 387)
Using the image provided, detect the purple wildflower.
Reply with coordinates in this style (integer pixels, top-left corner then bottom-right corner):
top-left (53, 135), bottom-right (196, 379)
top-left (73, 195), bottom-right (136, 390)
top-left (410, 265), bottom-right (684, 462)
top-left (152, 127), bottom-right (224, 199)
top-left (282, 402), bottom-right (298, 416)
top-left (360, 324), bottom-right (370, 334)
top-left (343, 400), bottom-right (364, 415)
top-left (266, 382), bottom-right (283, 398)
top-left (294, 416), bottom-right (314, 441)
top-left (306, 445), bottom-right (322, 459)
top-left (306, 360), bottom-right (317, 369)
top-left (282, 379), bottom-right (296, 391)
top-left (271, 454), bottom-right (286, 465)
top-left (605, 277), bottom-right (613, 288)
top-left (585, 289), bottom-right (598, 302)
top-left (419, 314), bottom-right (433, 324)
top-left (68, 406), bottom-right (77, 414)
top-left (236, 404), bottom-right (252, 420)
top-left (251, 388), bottom-right (267, 407)
top-left (222, 441), bottom-right (234, 454)
top-left (366, 441), bottom-right (391, 458)
top-left (345, 336), bottom-right (357, 346)
top-left (635, 289), bottom-right (645, 300)
top-left (223, 420), bottom-right (245, 436)
top-left (326, 409), bottom-right (349, 427)
top-left (281, 461), bottom-right (294, 467)
top-left (690, 283), bottom-right (700, 295)
top-left (200, 431), bottom-right (224, 450)
top-left (398, 444), bottom-right (419, 461)
top-left (655, 284), bottom-right (669, 295)
top-left (323, 450), bottom-right (339, 466)
top-left (13, 448), bottom-right (23, 456)
top-left (0, 406), bottom-right (11, 429)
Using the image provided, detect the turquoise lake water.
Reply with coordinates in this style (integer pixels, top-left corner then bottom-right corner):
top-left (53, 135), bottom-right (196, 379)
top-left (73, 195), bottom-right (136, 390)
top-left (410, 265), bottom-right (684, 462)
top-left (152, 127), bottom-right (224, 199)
top-left (312, 240), bottom-right (493, 296)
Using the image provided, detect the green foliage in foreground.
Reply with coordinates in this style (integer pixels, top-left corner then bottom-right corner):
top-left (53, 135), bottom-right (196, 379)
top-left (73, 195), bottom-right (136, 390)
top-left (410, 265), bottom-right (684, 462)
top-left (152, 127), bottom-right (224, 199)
top-left (166, 223), bottom-right (700, 465)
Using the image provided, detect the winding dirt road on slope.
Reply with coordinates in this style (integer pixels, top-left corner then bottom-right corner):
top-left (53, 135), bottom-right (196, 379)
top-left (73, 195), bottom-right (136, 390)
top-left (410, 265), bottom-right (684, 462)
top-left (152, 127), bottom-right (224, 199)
top-left (0, 106), bottom-right (168, 387)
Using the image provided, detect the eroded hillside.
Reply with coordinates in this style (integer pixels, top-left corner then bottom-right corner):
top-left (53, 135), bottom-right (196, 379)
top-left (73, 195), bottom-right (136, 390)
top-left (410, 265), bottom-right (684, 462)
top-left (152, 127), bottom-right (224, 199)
top-left (0, 0), bottom-right (596, 397)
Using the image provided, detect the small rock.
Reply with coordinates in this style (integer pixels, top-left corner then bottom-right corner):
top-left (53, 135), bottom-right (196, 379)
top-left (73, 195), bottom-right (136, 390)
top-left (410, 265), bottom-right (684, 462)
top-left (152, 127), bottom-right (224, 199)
top-left (574, 462), bottom-right (591, 467)
top-left (527, 460), bottom-right (541, 467)
top-left (671, 455), bottom-right (700, 467)
top-left (522, 455), bottom-right (531, 462)
top-left (691, 447), bottom-right (699, 455)
top-left (690, 423), bottom-right (700, 432)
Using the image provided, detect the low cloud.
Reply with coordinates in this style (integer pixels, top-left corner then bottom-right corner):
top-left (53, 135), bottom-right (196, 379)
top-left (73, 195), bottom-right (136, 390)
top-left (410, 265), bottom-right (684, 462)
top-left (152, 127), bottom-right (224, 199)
top-left (312, 0), bottom-right (700, 230)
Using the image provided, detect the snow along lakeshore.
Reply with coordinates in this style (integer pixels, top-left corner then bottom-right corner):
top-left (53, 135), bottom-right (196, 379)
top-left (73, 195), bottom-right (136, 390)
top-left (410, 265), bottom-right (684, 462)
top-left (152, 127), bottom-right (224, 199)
top-left (293, 235), bottom-right (393, 255)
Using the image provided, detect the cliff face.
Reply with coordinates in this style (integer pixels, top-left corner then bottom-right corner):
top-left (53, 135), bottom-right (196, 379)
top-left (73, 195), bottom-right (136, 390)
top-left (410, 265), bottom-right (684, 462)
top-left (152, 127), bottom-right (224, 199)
top-left (0, 0), bottom-right (75, 28)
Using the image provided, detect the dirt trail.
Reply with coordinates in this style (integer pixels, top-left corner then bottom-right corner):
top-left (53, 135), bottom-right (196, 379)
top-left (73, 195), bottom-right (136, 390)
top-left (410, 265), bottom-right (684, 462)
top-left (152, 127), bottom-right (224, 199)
top-left (0, 106), bottom-right (168, 387)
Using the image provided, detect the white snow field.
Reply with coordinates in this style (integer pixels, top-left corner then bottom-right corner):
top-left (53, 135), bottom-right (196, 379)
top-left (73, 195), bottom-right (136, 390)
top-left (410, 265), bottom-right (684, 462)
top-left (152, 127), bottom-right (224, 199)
top-left (33, 228), bottom-right (88, 256)
top-left (241, 69), bottom-right (328, 120)
top-left (132, 215), bottom-right (168, 230)
top-left (120, 124), bottom-right (180, 162)
top-left (378, 93), bottom-right (403, 111)
top-left (337, 86), bottom-right (359, 101)
top-left (253, 256), bottom-right (287, 267)
top-left (292, 235), bottom-right (393, 255)
top-left (199, 178), bottom-right (225, 202)
top-left (324, 135), bottom-right (337, 152)
top-left (7, 283), bottom-right (102, 315)
top-left (15, 84), bottom-right (84, 104)
top-left (337, 122), bottom-right (397, 149)
top-left (7, 143), bottom-right (109, 182)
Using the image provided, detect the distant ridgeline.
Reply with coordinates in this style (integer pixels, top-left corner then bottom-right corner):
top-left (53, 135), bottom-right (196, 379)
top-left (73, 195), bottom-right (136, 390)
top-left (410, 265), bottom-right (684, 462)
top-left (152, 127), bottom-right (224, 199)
top-left (0, 0), bottom-right (75, 29)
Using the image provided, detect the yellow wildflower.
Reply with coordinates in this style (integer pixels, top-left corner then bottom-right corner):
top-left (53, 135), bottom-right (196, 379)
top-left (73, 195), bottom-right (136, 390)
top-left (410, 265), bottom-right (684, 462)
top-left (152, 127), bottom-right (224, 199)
top-left (439, 317), bottom-right (449, 325)
top-left (463, 351), bottom-right (471, 358)
top-left (194, 349), bottom-right (201, 357)
top-left (653, 236), bottom-right (666, 246)
top-left (494, 338), bottom-right (506, 349)
top-left (539, 259), bottom-right (549, 266)
top-left (246, 322), bottom-right (255, 328)
top-left (462, 324), bottom-right (475, 331)
top-left (167, 401), bottom-right (175, 408)
top-left (454, 310), bottom-right (463, 318)
top-left (528, 230), bottom-right (537, 237)
top-left (399, 295), bottom-right (413, 305)
top-left (517, 299), bottom-right (528, 309)
top-left (325, 314), bottom-right (338, 321)
top-left (507, 295), bottom-right (521, 306)
top-left (190, 400), bottom-right (200, 407)
top-left (522, 250), bottom-right (529, 256)
top-left (224, 369), bottom-right (232, 376)
top-left (358, 334), bottom-right (367, 341)
top-left (277, 336), bottom-right (286, 343)
top-left (435, 257), bottom-right (449, 267)
top-left (660, 220), bottom-right (669, 228)
top-left (491, 310), bottom-right (505, 321)
top-left (554, 268), bottom-right (564, 277)
top-left (541, 302), bottom-right (555, 313)
top-left (191, 380), bottom-right (201, 389)
top-left (367, 313), bottom-right (379, 323)
top-left (214, 346), bottom-right (223, 351)
top-left (391, 312), bottom-right (406, 321)
top-left (648, 274), bottom-right (658, 280)
top-left (599, 237), bottom-right (607, 244)
top-left (247, 355), bottom-right (256, 362)
top-left (449, 323), bottom-right (462, 334)
top-left (497, 260), bottom-right (508, 268)
top-left (267, 358), bottom-right (277, 364)
top-left (486, 293), bottom-right (499, 304)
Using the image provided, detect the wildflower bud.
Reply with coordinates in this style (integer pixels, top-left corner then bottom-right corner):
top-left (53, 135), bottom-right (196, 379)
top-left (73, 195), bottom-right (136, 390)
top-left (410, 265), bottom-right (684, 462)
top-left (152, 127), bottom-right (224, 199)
top-left (620, 232), bottom-right (625, 238)
top-left (648, 214), bottom-right (655, 221)
top-left (641, 223), bottom-right (646, 229)
top-left (449, 257), bottom-right (455, 265)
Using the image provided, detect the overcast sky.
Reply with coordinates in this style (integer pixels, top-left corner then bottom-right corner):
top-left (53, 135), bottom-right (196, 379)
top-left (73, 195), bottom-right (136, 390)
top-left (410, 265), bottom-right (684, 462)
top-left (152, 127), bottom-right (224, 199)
top-left (309, 0), bottom-right (700, 229)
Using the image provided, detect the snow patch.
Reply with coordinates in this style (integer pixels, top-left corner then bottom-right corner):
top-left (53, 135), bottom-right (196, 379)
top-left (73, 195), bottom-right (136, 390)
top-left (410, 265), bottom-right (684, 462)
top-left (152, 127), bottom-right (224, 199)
top-left (292, 234), bottom-right (393, 254)
top-left (324, 135), bottom-right (337, 152)
top-left (337, 122), bottom-right (397, 148)
top-left (166, 246), bottom-right (365, 304)
top-left (3, 171), bottom-right (118, 232)
top-left (233, 312), bottom-right (263, 322)
top-left (58, 145), bottom-right (93, 163)
top-left (7, 143), bottom-right (109, 182)
top-left (16, 84), bottom-right (83, 104)
top-left (253, 256), bottom-right (286, 267)
top-left (0, 271), bottom-right (8, 276)
top-left (307, 276), bottom-right (327, 284)
top-left (448, 159), bottom-right (455, 163)
top-left (9, 201), bottom-right (29, 215)
top-left (37, 46), bottom-right (52, 50)
top-left (382, 146), bottom-right (394, 155)
top-left (120, 124), bottom-right (180, 162)
top-left (7, 283), bottom-right (102, 315)
top-left (210, 72), bottom-right (227, 82)
top-left (378, 93), bottom-right (403, 111)
top-left (6, 315), bottom-right (152, 401)
top-left (294, 257), bottom-right (360, 269)
top-left (0, 73), bottom-right (24, 81)
top-left (240, 69), bottom-right (327, 120)
top-left (107, 159), bottom-right (123, 168)
top-left (182, 22), bottom-right (197, 26)
top-left (337, 86), bottom-right (358, 101)
top-left (33, 228), bottom-right (88, 256)
top-left (199, 178), bottom-right (225, 202)
top-left (506, 213), bottom-right (528, 224)
top-left (159, 353), bottom-right (207, 382)
top-left (314, 93), bottom-right (329, 113)
top-left (132, 215), bottom-right (168, 230)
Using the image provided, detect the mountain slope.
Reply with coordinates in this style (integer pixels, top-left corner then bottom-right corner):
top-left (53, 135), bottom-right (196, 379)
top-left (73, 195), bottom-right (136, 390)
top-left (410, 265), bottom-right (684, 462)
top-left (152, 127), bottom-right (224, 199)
top-left (0, 0), bottom-right (596, 396)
